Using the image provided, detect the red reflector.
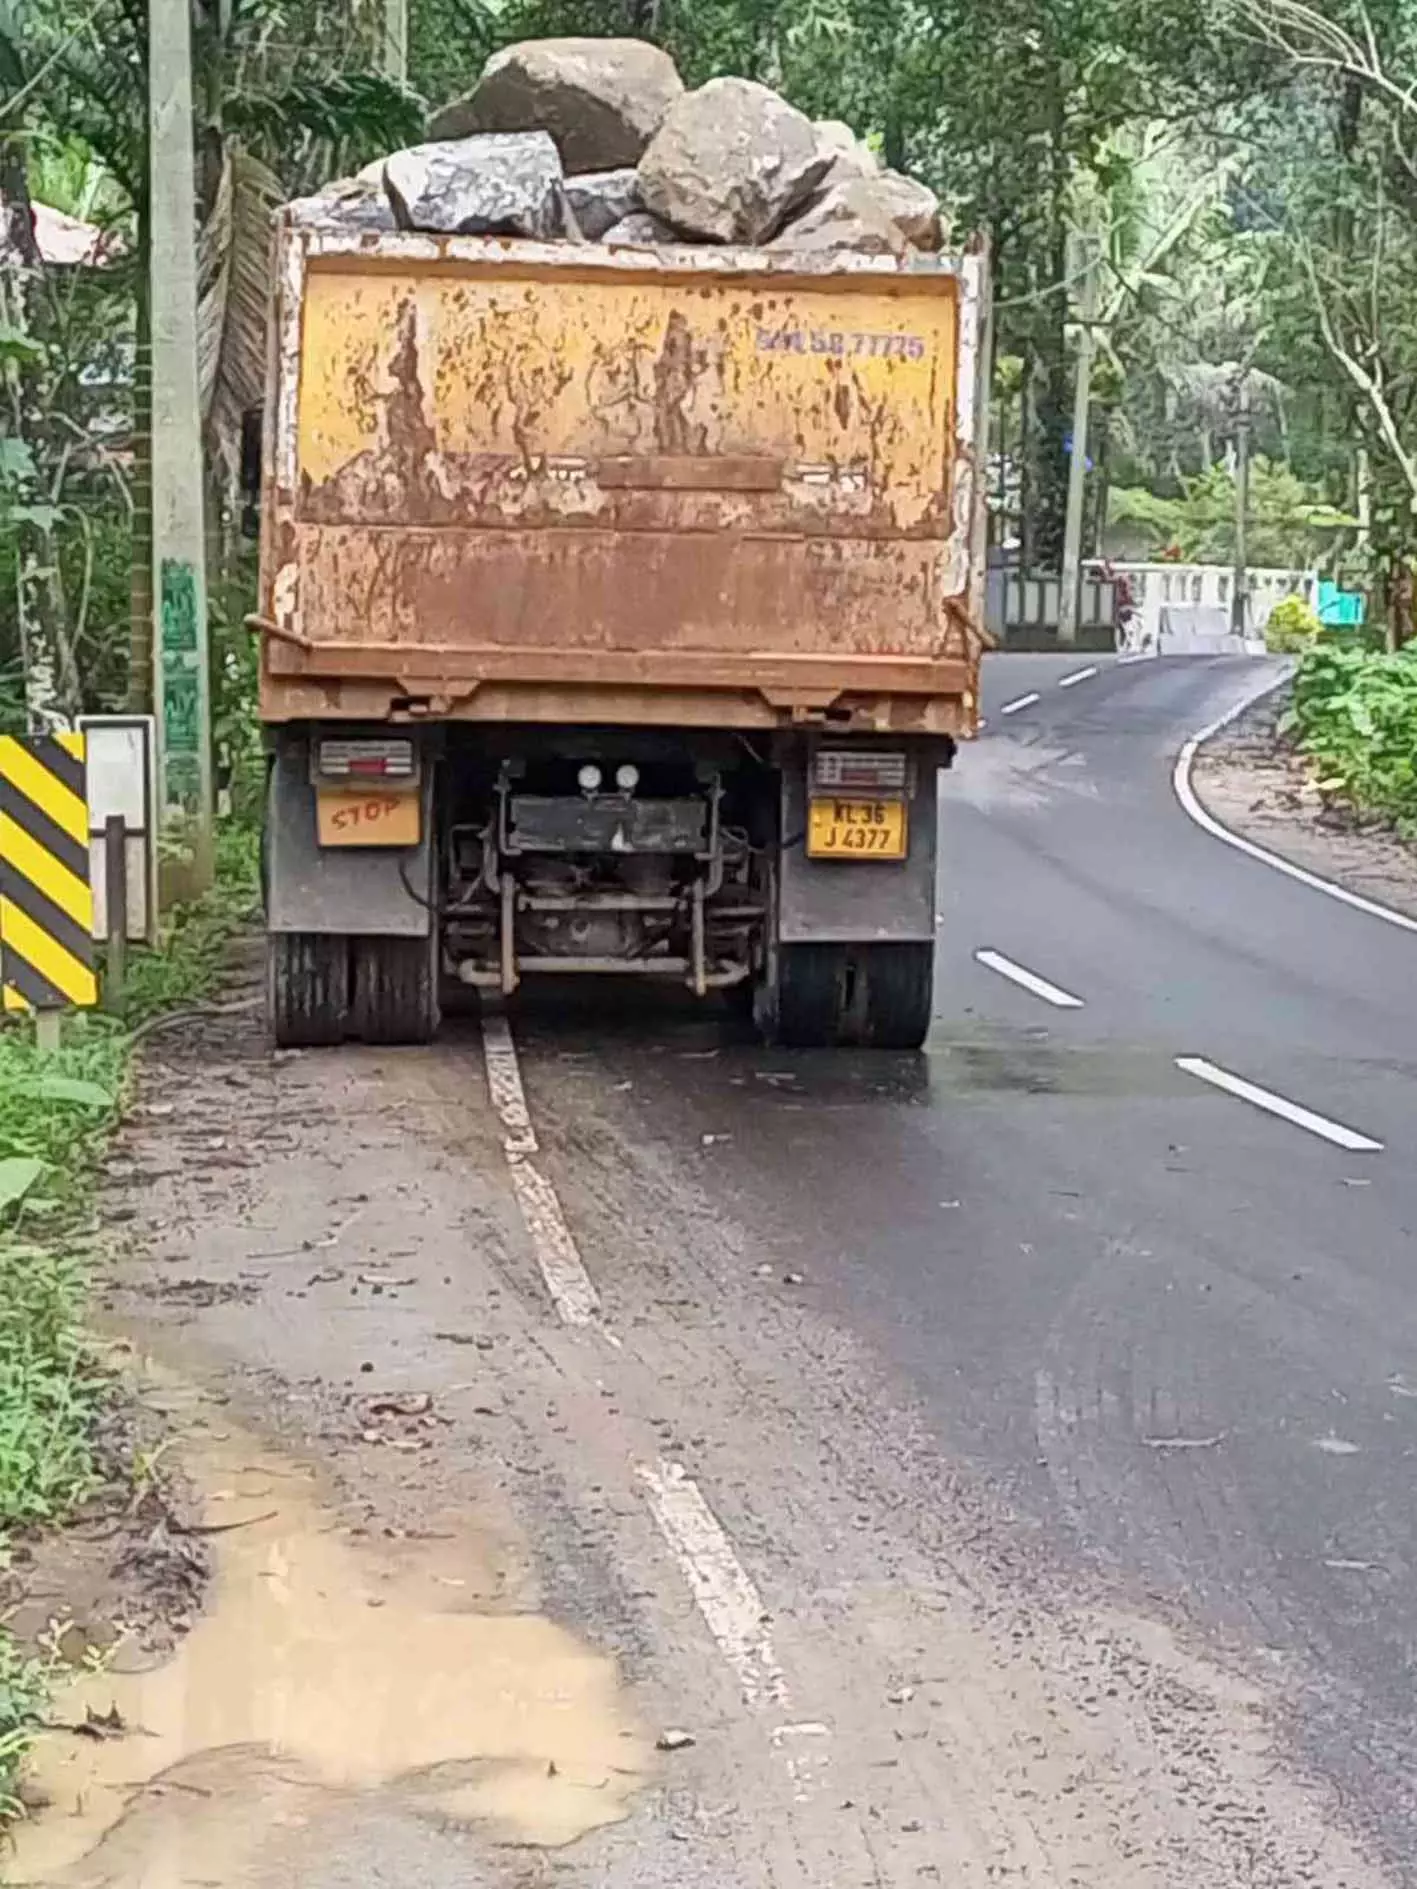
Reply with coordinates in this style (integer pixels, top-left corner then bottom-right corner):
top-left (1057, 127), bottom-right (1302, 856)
top-left (814, 749), bottom-right (908, 794)
top-left (317, 738), bottom-right (415, 780)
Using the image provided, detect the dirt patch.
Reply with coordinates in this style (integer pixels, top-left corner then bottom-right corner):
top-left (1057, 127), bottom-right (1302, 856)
top-left (1191, 682), bottom-right (1417, 920)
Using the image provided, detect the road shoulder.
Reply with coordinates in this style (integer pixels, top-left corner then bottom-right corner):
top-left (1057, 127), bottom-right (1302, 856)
top-left (1190, 683), bottom-right (1417, 922)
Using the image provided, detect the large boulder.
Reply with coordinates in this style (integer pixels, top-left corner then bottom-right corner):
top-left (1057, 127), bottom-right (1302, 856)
top-left (429, 38), bottom-right (683, 174)
top-left (638, 77), bottom-right (830, 244)
top-left (566, 167), bottom-right (643, 240)
top-left (813, 119), bottom-right (879, 182)
top-left (774, 169), bottom-right (943, 255)
top-left (871, 169), bottom-right (943, 250)
top-left (598, 210), bottom-right (679, 247)
top-left (384, 132), bottom-right (570, 238)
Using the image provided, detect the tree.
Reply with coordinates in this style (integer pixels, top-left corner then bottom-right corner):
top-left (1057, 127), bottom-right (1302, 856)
top-left (0, 0), bottom-right (421, 721)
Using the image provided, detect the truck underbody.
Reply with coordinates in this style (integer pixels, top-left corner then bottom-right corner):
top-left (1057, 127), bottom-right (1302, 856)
top-left (264, 722), bottom-right (951, 1051)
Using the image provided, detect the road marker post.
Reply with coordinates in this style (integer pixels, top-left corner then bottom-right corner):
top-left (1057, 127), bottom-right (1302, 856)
top-left (0, 733), bottom-right (98, 1048)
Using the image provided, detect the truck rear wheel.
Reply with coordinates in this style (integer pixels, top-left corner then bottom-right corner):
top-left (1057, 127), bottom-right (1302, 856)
top-left (351, 934), bottom-right (440, 1045)
top-left (858, 942), bottom-right (934, 1049)
top-left (772, 943), bottom-right (850, 1048)
top-left (765, 942), bottom-right (933, 1049)
top-left (268, 933), bottom-right (349, 1048)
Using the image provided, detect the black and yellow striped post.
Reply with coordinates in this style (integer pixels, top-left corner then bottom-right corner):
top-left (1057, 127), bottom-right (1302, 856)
top-left (0, 733), bottom-right (98, 1025)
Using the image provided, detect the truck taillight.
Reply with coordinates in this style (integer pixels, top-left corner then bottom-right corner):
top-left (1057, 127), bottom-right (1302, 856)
top-left (813, 749), bottom-right (908, 795)
top-left (317, 738), bottom-right (415, 781)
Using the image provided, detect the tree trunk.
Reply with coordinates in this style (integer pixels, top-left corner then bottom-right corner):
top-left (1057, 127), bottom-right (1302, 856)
top-left (1024, 207), bottom-right (1070, 574)
top-left (1391, 560), bottom-right (1414, 651)
top-left (0, 146), bottom-right (80, 730)
top-left (1089, 407), bottom-right (1111, 558)
top-left (1018, 337), bottom-right (1036, 571)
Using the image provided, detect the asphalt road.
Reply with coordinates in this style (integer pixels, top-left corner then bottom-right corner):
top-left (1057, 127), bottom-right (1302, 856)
top-left (504, 649), bottom-right (1417, 1878)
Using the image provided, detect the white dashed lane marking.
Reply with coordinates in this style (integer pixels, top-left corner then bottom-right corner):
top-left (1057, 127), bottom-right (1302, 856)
top-left (1058, 665), bottom-right (1098, 689)
top-left (1000, 692), bottom-right (1040, 716)
top-left (975, 948), bottom-right (1085, 1009)
top-left (1176, 1056), bottom-right (1383, 1153)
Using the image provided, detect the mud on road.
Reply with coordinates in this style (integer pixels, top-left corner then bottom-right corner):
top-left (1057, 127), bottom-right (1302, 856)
top-left (12, 941), bottom-right (1399, 1887)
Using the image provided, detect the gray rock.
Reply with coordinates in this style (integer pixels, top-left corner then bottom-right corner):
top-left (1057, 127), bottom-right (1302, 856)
top-left (873, 169), bottom-right (943, 250)
top-left (638, 77), bottom-right (830, 244)
top-left (384, 132), bottom-right (570, 238)
top-left (430, 37), bottom-right (683, 174)
top-left (814, 119), bottom-right (879, 181)
top-left (566, 167), bottom-right (643, 239)
top-left (288, 175), bottom-right (397, 231)
top-left (773, 171), bottom-right (942, 256)
top-left (599, 210), bottom-right (679, 247)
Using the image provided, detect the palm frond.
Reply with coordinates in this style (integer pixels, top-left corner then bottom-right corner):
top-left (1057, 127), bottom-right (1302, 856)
top-left (226, 70), bottom-right (424, 191)
top-left (197, 141), bottom-right (282, 485)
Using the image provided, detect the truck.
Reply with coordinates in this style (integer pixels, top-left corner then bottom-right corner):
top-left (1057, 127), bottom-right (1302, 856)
top-left (255, 219), bottom-right (988, 1049)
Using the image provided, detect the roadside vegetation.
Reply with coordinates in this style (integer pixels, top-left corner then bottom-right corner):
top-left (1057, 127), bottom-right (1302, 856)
top-left (1288, 644), bottom-right (1417, 835)
top-left (0, 828), bottom-right (257, 1820)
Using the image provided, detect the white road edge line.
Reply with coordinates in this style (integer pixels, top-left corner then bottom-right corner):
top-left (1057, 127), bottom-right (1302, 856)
top-left (1176, 1056), bottom-right (1383, 1153)
top-left (479, 1014), bottom-right (601, 1326)
top-left (1000, 691), bottom-right (1040, 716)
top-left (1173, 672), bottom-right (1417, 936)
top-left (975, 948), bottom-right (1085, 1009)
top-left (1058, 665), bottom-right (1098, 689)
top-left (637, 1459), bottom-right (788, 1708)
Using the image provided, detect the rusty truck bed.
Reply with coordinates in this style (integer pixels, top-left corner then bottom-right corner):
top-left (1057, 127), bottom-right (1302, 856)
top-left (259, 224), bottom-right (987, 734)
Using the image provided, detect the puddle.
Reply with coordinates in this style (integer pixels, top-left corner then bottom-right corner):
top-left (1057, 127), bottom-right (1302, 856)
top-left (930, 1037), bottom-right (1187, 1099)
top-left (10, 1417), bottom-right (649, 1885)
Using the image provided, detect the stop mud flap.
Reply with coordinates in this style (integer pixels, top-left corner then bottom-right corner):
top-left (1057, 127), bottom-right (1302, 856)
top-left (265, 735), bottom-right (435, 937)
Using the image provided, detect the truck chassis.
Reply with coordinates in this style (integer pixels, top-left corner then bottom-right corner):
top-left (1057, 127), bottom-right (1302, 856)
top-left (265, 723), bottom-right (950, 1051)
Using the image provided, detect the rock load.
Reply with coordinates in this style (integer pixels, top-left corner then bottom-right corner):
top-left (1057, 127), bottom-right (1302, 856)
top-left (291, 37), bottom-right (944, 256)
top-left (429, 38), bottom-right (683, 173)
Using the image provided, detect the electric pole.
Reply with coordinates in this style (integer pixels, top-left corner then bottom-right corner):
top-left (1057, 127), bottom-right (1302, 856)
top-left (1058, 231), bottom-right (1100, 646)
top-left (148, 0), bottom-right (214, 891)
top-left (1231, 374), bottom-right (1251, 644)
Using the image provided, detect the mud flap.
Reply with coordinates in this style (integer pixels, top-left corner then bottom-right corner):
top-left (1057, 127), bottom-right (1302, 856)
top-left (265, 733), bottom-right (434, 937)
top-left (776, 757), bottom-right (939, 945)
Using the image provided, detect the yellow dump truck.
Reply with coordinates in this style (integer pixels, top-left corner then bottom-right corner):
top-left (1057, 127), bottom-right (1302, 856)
top-left (256, 220), bottom-right (988, 1047)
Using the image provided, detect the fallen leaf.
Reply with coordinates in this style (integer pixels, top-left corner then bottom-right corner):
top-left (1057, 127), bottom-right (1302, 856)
top-left (656, 1728), bottom-right (696, 1752)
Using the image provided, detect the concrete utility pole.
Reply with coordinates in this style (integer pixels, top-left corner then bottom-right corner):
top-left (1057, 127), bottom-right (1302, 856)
top-left (1057, 232), bottom-right (1100, 646)
top-left (1231, 374), bottom-right (1251, 644)
top-left (384, 0), bottom-right (408, 81)
top-left (148, 0), bottom-right (214, 890)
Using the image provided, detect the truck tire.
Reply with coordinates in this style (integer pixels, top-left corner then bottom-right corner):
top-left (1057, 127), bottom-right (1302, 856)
top-left (268, 933), bottom-right (349, 1047)
top-left (772, 943), bottom-right (850, 1047)
top-left (351, 934), bottom-right (440, 1045)
top-left (859, 942), bottom-right (934, 1049)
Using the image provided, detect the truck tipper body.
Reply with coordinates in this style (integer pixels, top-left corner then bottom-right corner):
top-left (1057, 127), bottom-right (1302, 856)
top-left (257, 220), bottom-right (988, 1047)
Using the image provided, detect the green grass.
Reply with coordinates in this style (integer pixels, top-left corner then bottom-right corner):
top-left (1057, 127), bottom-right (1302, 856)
top-left (0, 815), bottom-right (259, 1824)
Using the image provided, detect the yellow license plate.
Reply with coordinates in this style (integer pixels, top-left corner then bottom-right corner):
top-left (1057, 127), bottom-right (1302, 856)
top-left (317, 787), bottom-right (421, 847)
top-left (806, 797), bottom-right (907, 859)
